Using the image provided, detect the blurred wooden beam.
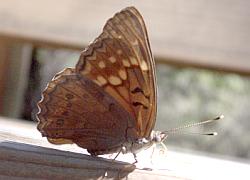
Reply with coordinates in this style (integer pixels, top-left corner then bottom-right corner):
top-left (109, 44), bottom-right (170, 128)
top-left (0, 40), bottom-right (9, 113)
top-left (0, 43), bottom-right (33, 118)
top-left (0, 31), bottom-right (83, 51)
top-left (0, 0), bottom-right (250, 75)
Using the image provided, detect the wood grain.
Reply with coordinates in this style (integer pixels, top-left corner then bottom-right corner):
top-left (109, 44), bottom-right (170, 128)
top-left (0, 141), bottom-right (134, 179)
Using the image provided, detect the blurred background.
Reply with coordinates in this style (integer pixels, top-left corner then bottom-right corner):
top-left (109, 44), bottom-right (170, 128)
top-left (0, 0), bottom-right (250, 163)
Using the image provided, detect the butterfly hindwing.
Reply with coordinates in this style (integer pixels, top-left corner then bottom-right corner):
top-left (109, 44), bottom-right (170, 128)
top-left (37, 68), bottom-right (138, 154)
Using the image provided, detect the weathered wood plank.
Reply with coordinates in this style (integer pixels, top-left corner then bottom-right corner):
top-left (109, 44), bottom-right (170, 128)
top-left (1, 117), bottom-right (250, 179)
top-left (0, 142), bottom-right (134, 179)
top-left (0, 117), bottom-right (186, 179)
top-left (0, 0), bottom-right (250, 74)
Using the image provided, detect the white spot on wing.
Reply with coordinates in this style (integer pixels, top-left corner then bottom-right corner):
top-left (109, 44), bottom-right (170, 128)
top-left (130, 57), bottom-right (138, 65)
top-left (140, 60), bottom-right (148, 71)
top-left (81, 61), bottom-right (91, 75)
top-left (97, 75), bottom-right (107, 85)
top-left (108, 75), bottom-right (122, 85)
top-left (118, 69), bottom-right (127, 80)
top-left (108, 56), bottom-right (116, 63)
top-left (122, 59), bottom-right (131, 67)
top-left (117, 49), bottom-right (122, 55)
top-left (98, 61), bottom-right (106, 69)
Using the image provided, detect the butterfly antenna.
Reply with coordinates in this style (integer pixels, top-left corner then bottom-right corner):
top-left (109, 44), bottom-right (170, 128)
top-left (162, 115), bottom-right (224, 136)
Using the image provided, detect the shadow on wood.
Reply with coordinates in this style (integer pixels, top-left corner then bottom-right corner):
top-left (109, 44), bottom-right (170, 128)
top-left (0, 141), bottom-right (136, 179)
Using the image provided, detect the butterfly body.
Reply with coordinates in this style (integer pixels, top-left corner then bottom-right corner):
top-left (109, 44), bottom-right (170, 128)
top-left (37, 7), bottom-right (160, 158)
top-left (89, 130), bottom-right (168, 156)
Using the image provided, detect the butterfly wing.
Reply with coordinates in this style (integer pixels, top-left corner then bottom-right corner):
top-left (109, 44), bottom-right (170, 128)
top-left (76, 7), bottom-right (157, 138)
top-left (37, 68), bottom-right (138, 154)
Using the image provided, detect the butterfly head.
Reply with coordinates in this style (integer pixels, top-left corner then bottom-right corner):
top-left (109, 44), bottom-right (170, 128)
top-left (122, 131), bottom-right (168, 154)
top-left (150, 130), bottom-right (168, 143)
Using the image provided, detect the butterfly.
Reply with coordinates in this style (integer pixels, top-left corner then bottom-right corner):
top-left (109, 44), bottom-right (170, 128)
top-left (37, 6), bottom-right (223, 162)
top-left (37, 6), bottom-right (169, 160)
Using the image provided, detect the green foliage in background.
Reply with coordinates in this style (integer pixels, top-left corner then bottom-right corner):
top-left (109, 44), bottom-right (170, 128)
top-left (156, 65), bottom-right (250, 159)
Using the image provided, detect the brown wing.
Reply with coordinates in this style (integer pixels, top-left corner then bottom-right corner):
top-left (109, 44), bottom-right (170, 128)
top-left (76, 7), bottom-right (157, 138)
top-left (37, 68), bottom-right (137, 154)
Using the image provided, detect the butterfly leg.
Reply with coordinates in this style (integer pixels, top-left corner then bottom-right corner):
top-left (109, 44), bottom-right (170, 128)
top-left (160, 142), bottom-right (168, 155)
top-left (104, 148), bottom-right (123, 178)
top-left (112, 148), bottom-right (122, 161)
top-left (132, 153), bottom-right (138, 164)
top-left (150, 144), bottom-right (156, 165)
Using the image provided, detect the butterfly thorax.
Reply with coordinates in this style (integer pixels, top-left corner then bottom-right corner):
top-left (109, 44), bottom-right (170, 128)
top-left (122, 130), bottom-right (168, 154)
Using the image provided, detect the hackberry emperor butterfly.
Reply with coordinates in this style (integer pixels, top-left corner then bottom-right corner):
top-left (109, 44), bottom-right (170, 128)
top-left (36, 7), bottom-right (221, 160)
top-left (37, 6), bottom-right (162, 158)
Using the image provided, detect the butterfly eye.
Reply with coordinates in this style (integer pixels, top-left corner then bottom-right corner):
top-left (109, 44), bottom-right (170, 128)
top-left (155, 135), bottom-right (162, 142)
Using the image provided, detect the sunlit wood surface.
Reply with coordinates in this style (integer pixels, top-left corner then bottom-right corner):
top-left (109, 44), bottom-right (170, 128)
top-left (0, 0), bottom-right (250, 75)
top-left (0, 116), bottom-right (249, 179)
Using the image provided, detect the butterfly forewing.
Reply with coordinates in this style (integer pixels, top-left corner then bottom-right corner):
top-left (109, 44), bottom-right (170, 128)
top-left (76, 7), bottom-right (157, 138)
